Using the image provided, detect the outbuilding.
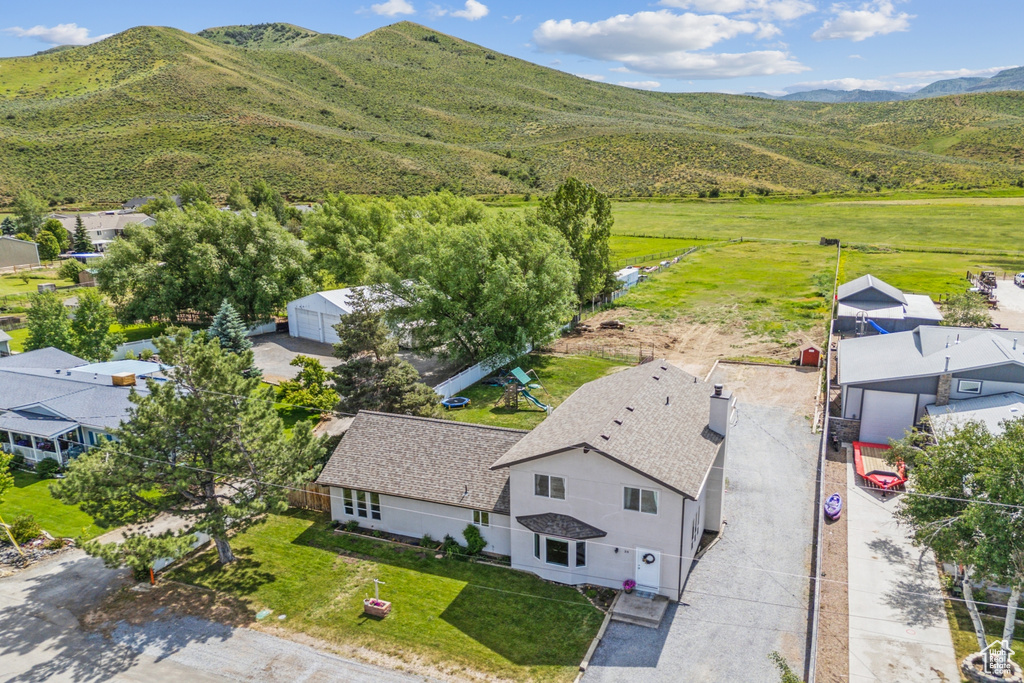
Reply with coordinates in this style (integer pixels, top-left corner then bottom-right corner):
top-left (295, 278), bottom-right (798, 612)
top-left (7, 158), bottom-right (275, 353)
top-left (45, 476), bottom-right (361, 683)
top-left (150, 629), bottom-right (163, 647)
top-left (614, 266), bottom-right (640, 289)
top-left (799, 344), bottom-right (821, 367)
top-left (286, 288), bottom-right (366, 344)
top-left (835, 274), bottom-right (943, 335)
top-left (0, 236), bottom-right (40, 270)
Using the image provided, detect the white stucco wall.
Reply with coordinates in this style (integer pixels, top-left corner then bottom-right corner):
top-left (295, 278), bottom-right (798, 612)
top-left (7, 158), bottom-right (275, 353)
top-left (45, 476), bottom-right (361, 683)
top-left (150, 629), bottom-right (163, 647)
top-left (506, 447), bottom-right (715, 599)
top-left (328, 488), bottom-right (511, 556)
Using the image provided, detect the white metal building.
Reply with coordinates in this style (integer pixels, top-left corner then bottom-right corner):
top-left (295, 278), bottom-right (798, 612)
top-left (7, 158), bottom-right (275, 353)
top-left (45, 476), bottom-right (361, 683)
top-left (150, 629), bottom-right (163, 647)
top-left (286, 288), bottom-right (366, 344)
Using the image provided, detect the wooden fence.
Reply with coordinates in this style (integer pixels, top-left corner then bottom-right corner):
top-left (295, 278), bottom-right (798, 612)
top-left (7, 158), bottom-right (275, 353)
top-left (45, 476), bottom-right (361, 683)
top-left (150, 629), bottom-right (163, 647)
top-left (287, 483), bottom-right (332, 513)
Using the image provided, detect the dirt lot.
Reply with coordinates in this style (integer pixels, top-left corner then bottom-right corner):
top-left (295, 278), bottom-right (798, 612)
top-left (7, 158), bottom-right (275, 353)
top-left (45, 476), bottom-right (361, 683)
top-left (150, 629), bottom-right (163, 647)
top-left (991, 278), bottom-right (1024, 331)
top-left (553, 310), bottom-right (811, 379)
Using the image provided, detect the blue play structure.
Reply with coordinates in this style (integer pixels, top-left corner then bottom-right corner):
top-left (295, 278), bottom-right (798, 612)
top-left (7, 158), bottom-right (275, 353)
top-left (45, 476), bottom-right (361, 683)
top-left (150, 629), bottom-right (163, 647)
top-left (493, 366), bottom-right (551, 413)
top-left (867, 319), bottom-right (890, 335)
top-left (441, 396), bottom-right (471, 410)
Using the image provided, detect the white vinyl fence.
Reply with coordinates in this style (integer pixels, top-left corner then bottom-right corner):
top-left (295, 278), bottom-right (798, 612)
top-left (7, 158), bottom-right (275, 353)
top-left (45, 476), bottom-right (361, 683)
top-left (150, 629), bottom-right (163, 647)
top-left (433, 344), bottom-right (533, 399)
top-left (110, 322), bottom-right (277, 360)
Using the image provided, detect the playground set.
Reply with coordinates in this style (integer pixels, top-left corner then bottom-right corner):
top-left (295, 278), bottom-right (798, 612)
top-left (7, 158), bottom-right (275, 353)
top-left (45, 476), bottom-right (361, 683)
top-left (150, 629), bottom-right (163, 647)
top-left (489, 366), bottom-right (552, 412)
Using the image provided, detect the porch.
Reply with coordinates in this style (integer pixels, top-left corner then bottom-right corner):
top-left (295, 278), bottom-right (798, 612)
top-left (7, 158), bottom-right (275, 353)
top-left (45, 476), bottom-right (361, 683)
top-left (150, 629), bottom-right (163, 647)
top-left (0, 413), bottom-right (86, 465)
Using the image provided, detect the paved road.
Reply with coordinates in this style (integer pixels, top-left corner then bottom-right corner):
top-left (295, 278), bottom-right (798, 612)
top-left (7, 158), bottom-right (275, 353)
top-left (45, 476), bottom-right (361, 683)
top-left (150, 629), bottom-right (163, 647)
top-left (585, 364), bottom-right (820, 682)
top-left (0, 550), bottom-right (432, 683)
top-left (846, 463), bottom-right (959, 682)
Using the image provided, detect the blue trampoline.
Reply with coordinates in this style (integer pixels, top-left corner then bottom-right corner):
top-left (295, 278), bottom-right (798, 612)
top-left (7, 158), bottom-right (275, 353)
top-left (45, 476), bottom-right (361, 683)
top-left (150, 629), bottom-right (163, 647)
top-left (441, 396), bottom-right (471, 410)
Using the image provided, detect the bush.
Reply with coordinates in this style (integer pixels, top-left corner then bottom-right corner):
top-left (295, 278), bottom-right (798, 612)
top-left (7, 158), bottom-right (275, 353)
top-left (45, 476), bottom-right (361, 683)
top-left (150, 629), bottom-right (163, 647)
top-left (463, 524), bottom-right (486, 555)
top-left (10, 515), bottom-right (42, 544)
top-left (441, 534), bottom-right (466, 558)
top-left (139, 348), bottom-right (154, 360)
top-left (44, 537), bottom-right (65, 550)
top-left (343, 519), bottom-right (359, 532)
top-left (58, 258), bottom-right (85, 282)
top-left (420, 533), bottom-right (436, 548)
top-left (35, 458), bottom-right (62, 479)
top-left (8, 453), bottom-right (25, 472)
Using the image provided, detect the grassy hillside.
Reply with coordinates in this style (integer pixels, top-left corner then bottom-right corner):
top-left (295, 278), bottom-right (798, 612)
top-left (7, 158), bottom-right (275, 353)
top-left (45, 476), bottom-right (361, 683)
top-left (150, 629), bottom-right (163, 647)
top-left (1, 21), bottom-right (1023, 203)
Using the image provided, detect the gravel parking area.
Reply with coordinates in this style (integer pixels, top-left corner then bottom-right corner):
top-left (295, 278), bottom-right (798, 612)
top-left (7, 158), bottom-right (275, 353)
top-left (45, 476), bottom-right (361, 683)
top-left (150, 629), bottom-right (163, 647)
top-left (585, 364), bottom-right (820, 682)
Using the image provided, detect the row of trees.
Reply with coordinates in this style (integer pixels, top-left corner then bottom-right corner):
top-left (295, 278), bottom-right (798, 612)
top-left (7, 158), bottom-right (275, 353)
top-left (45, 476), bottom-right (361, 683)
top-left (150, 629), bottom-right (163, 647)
top-left (95, 178), bottom-right (614, 365)
top-left (25, 290), bottom-right (123, 362)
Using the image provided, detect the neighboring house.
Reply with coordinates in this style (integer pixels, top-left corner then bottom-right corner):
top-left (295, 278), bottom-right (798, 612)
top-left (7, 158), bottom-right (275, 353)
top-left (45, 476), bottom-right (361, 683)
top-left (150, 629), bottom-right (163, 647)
top-left (122, 195), bottom-right (181, 211)
top-left (0, 330), bottom-right (11, 356)
top-left (0, 349), bottom-right (162, 464)
top-left (52, 212), bottom-right (156, 252)
top-left (926, 392), bottom-right (1024, 438)
top-left (317, 361), bottom-right (734, 599)
top-left (287, 286), bottom-right (408, 346)
top-left (0, 235), bottom-right (41, 269)
top-left (838, 325), bottom-right (1024, 443)
top-left (835, 274), bottom-right (943, 334)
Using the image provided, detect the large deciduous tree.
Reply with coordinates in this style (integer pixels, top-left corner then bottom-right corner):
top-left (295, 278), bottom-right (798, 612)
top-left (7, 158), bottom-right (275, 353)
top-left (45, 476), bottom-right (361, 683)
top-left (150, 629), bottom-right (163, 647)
top-left (25, 291), bottom-right (75, 354)
top-left (35, 232), bottom-right (60, 261)
top-left (97, 204), bottom-right (311, 325)
top-left (332, 288), bottom-right (441, 418)
top-left (536, 177), bottom-right (614, 304)
top-left (71, 289), bottom-right (124, 362)
top-left (41, 218), bottom-right (70, 253)
top-left (942, 291), bottom-right (992, 328)
top-left (382, 212), bottom-right (576, 363)
top-left (13, 190), bottom-right (47, 237)
top-left (54, 329), bottom-right (324, 565)
top-left (177, 181), bottom-right (212, 207)
top-left (891, 419), bottom-right (1024, 651)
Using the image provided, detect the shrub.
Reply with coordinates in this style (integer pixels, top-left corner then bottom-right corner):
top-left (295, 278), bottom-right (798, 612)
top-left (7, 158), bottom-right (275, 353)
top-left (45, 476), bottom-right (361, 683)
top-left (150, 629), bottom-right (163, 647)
top-left (441, 534), bottom-right (466, 557)
top-left (420, 533), bottom-right (436, 548)
top-left (35, 458), bottom-right (62, 479)
top-left (9, 453), bottom-right (25, 472)
top-left (463, 524), bottom-right (486, 555)
top-left (139, 348), bottom-right (154, 360)
top-left (343, 519), bottom-right (359, 532)
top-left (44, 537), bottom-right (65, 550)
top-left (10, 515), bottom-right (42, 544)
top-left (58, 258), bottom-right (85, 282)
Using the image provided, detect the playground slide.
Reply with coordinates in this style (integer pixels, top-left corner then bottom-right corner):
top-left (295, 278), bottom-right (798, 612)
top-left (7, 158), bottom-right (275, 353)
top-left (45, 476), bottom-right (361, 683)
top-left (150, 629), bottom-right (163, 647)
top-left (867, 319), bottom-right (890, 335)
top-left (521, 389), bottom-right (550, 412)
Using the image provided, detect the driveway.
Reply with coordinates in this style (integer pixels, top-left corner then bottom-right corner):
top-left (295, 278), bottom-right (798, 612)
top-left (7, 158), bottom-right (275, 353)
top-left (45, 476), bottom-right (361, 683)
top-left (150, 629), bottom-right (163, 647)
top-left (0, 550), bottom-right (432, 683)
top-left (585, 363), bottom-right (820, 681)
top-left (251, 332), bottom-right (460, 387)
top-left (991, 277), bottom-right (1024, 331)
top-left (846, 468), bottom-right (959, 682)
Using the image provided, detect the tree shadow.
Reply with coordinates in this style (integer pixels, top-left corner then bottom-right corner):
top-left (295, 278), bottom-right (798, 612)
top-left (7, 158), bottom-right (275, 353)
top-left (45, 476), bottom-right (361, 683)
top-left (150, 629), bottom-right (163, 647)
top-left (867, 537), bottom-right (910, 566)
top-left (882, 576), bottom-right (945, 629)
top-left (178, 547), bottom-right (276, 597)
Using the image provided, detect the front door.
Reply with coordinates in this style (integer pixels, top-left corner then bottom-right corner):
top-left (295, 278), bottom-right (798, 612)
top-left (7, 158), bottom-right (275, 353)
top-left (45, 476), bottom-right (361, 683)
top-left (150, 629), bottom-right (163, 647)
top-left (635, 547), bottom-right (661, 592)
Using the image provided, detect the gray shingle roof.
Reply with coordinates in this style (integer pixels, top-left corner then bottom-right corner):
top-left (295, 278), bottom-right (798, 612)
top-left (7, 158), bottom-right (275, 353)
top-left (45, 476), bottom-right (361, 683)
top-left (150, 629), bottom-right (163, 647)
top-left (837, 274), bottom-right (907, 305)
top-left (0, 330), bottom-right (11, 343)
top-left (0, 348), bottom-right (85, 370)
top-left (0, 411), bottom-right (79, 438)
top-left (926, 392), bottom-right (1024, 438)
top-left (490, 361), bottom-right (723, 499)
top-left (838, 326), bottom-right (1024, 385)
top-left (516, 513), bottom-right (607, 540)
top-left (836, 293), bottom-right (942, 323)
top-left (316, 411), bottom-right (527, 514)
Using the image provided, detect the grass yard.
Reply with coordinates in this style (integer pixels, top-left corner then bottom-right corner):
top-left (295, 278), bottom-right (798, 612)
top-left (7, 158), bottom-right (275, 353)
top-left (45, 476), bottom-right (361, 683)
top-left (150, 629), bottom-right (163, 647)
top-left (609, 241), bottom-right (836, 342)
top-left (0, 470), bottom-right (106, 540)
top-left (0, 269), bottom-right (76, 296)
top-left (171, 510), bottom-right (602, 682)
top-left (841, 248), bottom-right (1024, 298)
top-left (609, 236), bottom-right (713, 268)
top-left (442, 354), bottom-right (628, 430)
top-left (610, 197), bottom-right (1024, 252)
top-left (946, 598), bottom-right (1024, 668)
top-left (112, 322), bottom-right (167, 343)
top-left (4, 327), bottom-right (28, 352)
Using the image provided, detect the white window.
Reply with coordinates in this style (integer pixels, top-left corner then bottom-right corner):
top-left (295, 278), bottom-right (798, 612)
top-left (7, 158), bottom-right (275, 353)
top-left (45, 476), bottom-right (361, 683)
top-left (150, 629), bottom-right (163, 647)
top-left (342, 488), bottom-right (381, 520)
top-left (473, 510), bottom-right (490, 527)
top-left (958, 379), bottom-right (982, 394)
top-left (624, 486), bottom-right (659, 514)
top-left (534, 474), bottom-right (566, 500)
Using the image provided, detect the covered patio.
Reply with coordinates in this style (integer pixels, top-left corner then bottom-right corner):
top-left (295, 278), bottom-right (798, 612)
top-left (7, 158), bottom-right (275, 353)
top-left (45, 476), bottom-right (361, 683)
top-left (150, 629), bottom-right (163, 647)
top-left (0, 412), bottom-right (84, 465)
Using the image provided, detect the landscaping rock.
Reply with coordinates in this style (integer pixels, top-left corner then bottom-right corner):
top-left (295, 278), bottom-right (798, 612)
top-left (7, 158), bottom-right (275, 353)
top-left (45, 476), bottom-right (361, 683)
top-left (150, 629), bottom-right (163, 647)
top-left (0, 537), bottom-right (74, 572)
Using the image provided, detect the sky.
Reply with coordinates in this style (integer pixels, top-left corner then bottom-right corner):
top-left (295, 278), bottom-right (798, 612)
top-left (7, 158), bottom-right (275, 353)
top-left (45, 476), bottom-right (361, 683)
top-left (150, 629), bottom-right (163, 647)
top-left (0, 1), bottom-right (1020, 95)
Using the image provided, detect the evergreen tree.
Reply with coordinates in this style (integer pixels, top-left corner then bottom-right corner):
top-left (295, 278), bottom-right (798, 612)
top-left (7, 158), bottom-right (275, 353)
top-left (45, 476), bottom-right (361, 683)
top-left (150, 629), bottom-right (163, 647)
top-left (25, 291), bottom-right (75, 353)
top-left (208, 299), bottom-right (260, 378)
top-left (54, 328), bottom-right (324, 565)
top-left (333, 289), bottom-right (441, 418)
top-left (71, 290), bottom-right (124, 362)
top-left (0, 217), bottom-right (16, 236)
top-left (72, 215), bottom-right (94, 253)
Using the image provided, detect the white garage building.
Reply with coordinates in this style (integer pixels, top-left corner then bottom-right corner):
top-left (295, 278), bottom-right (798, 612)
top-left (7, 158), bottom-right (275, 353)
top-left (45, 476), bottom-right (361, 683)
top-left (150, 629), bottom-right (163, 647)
top-left (286, 288), bottom-right (365, 344)
top-left (838, 325), bottom-right (1024, 444)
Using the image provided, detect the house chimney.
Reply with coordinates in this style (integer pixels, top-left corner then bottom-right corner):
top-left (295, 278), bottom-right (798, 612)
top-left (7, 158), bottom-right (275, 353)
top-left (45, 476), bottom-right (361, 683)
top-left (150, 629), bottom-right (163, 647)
top-left (709, 384), bottom-right (733, 437)
top-left (1015, 338), bottom-right (1019, 350)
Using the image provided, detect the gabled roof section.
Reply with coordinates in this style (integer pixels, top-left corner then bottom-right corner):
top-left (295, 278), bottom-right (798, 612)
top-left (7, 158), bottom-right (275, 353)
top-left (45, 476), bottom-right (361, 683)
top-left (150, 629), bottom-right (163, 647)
top-left (517, 513), bottom-right (607, 540)
top-left (317, 411), bottom-right (527, 514)
top-left (491, 361), bottom-right (723, 499)
top-left (839, 326), bottom-right (1024, 385)
top-left (0, 329), bottom-right (11, 343)
top-left (837, 274), bottom-right (907, 305)
top-left (0, 348), bottom-right (86, 370)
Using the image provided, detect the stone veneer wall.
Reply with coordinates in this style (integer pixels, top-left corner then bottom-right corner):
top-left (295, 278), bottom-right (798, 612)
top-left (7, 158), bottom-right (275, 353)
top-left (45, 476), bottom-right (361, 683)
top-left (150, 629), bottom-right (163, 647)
top-left (828, 417), bottom-right (861, 443)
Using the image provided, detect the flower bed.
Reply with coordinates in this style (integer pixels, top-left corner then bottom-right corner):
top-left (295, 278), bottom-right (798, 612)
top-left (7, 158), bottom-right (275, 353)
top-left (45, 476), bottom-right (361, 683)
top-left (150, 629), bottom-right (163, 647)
top-left (363, 597), bottom-right (392, 618)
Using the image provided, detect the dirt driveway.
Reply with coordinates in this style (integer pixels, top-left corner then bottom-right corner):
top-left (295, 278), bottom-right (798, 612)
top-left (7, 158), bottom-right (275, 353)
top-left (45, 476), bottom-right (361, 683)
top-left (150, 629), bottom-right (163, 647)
top-left (991, 278), bottom-right (1024, 331)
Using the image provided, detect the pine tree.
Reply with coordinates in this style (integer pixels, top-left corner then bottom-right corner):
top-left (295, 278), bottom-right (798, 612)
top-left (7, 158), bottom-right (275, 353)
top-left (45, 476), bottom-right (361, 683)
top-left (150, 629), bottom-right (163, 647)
top-left (0, 217), bottom-right (16, 236)
top-left (208, 299), bottom-right (260, 377)
top-left (72, 215), bottom-right (94, 253)
top-left (54, 328), bottom-right (324, 565)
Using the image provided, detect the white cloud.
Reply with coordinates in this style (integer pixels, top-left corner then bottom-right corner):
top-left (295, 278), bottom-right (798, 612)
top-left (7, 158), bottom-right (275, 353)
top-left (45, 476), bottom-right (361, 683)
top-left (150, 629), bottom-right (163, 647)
top-left (618, 80), bottom-right (662, 89)
top-left (533, 9), bottom-right (809, 79)
top-left (893, 65), bottom-right (1017, 80)
top-left (848, 53), bottom-right (863, 59)
top-left (576, 73), bottom-right (606, 81)
top-left (3, 23), bottom-right (112, 46)
top-left (452, 0), bottom-right (489, 20)
top-left (812, 1), bottom-right (912, 42)
top-left (659, 0), bottom-right (817, 21)
top-left (371, 0), bottom-right (415, 17)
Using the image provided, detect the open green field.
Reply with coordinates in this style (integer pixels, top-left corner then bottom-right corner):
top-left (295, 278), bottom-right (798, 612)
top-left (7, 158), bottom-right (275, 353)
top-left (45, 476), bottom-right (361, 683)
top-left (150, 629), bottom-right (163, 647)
top-left (443, 354), bottom-right (627, 431)
top-left (171, 510), bottom-right (602, 682)
top-left (4, 327), bottom-right (27, 352)
top-left (610, 196), bottom-right (1024, 252)
top-left (608, 241), bottom-right (836, 343)
top-left (841, 248), bottom-right (1024, 297)
top-left (0, 269), bottom-right (77, 296)
top-left (0, 470), bottom-right (106, 540)
top-left (609, 236), bottom-right (713, 267)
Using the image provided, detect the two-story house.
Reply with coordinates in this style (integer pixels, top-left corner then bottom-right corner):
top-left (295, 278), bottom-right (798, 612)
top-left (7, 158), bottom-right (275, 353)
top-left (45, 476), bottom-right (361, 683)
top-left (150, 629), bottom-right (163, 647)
top-left (317, 361), bottom-right (734, 599)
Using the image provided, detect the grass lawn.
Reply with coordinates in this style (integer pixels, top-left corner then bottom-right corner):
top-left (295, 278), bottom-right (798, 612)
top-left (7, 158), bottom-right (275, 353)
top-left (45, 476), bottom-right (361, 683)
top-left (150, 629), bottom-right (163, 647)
top-left (112, 322), bottom-right (167, 343)
top-left (841, 248), bottom-right (1024, 298)
top-left (609, 196), bottom-right (1024, 252)
top-left (609, 236), bottom-right (713, 268)
top-left (442, 354), bottom-right (628, 430)
top-left (1, 470), bottom-right (107, 540)
top-left (5, 327), bottom-right (28, 352)
top-left (171, 510), bottom-right (602, 682)
top-left (609, 241), bottom-right (836, 342)
top-left (946, 598), bottom-right (1024, 667)
top-left (0, 269), bottom-right (76, 296)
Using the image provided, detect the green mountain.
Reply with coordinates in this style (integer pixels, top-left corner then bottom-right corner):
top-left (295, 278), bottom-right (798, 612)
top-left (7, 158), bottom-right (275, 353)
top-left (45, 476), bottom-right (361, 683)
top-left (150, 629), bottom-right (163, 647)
top-left (971, 66), bottom-right (1024, 93)
top-left (912, 77), bottom-right (988, 98)
top-left (0, 22), bottom-right (1022, 204)
top-left (778, 89), bottom-right (912, 103)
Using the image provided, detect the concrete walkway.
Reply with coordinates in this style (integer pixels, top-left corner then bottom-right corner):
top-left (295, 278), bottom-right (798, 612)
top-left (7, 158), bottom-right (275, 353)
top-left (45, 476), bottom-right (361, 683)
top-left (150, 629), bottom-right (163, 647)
top-left (846, 453), bottom-right (960, 682)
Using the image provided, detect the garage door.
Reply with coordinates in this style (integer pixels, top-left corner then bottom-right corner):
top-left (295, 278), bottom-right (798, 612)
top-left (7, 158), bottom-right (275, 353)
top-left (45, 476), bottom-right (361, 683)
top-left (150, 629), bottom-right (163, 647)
top-left (321, 313), bottom-right (341, 345)
top-left (295, 309), bottom-right (321, 341)
top-left (859, 390), bottom-right (918, 444)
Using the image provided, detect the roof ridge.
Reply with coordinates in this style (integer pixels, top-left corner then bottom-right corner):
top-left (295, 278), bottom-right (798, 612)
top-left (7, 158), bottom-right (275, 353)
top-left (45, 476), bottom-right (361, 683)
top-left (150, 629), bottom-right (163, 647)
top-left (359, 410), bottom-right (531, 434)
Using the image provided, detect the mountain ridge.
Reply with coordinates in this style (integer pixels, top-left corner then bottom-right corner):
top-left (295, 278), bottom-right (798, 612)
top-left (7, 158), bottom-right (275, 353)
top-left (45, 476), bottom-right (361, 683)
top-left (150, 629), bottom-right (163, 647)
top-left (0, 22), bottom-right (1022, 203)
